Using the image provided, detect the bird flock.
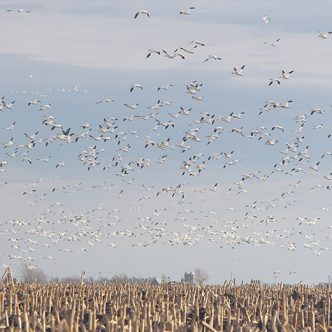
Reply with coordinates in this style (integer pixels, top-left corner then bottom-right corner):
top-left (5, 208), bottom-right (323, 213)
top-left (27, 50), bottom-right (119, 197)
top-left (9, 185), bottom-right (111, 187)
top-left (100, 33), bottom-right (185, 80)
top-left (1, 3), bottom-right (332, 280)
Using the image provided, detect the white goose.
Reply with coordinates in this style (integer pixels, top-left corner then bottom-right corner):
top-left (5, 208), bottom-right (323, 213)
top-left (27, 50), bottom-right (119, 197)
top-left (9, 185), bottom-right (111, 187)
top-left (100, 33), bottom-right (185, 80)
top-left (130, 84), bottom-right (143, 92)
top-left (203, 54), bottom-right (222, 62)
top-left (180, 7), bottom-right (195, 15)
top-left (146, 49), bottom-right (160, 58)
top-left (134, 10), bottom-right (150, 18)
top-left (7, 8), bottom-right (31, 13)
top-left (232, 65), bottom-right (245, 76)
top-left (280, 70), bottom-right (294, 80)
top-left (261, 15), bottom-right (270, 23)
top-left (318, 31), bottom-right (332, 39)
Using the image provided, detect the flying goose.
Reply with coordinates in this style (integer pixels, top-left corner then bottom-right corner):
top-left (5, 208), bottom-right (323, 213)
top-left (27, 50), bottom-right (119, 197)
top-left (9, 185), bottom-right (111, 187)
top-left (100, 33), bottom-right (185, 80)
top-left (157, 84), bottom-right (173, 91)
top-left (188, 40), bottom-right (205, 47)
top-left (179, 47), bottom-right (195, 54)
top-left (264, 38), bottom-right (280, 46)
top-left (4, 122), bottom-right (16, 130)
top-left (146, 49), bottom-right (160, 58)
top-left (180, 7), bottom-right (195, 15)
top-left (203, 54), bottom-right (222, 62)
top-left (272, 125), bottom-right (284, 133)
top-left (130, 84), bottom-right (143, 92)
top-left (7, 8), bottom-right (31, 13)
top-left (124, 103), bottom-right (139, 109)
top-left (96, 98), bottom-right (114, 104)
top-left (318, 31), bottom-right (332, 39)
top-left (261, 15), bottom-right (270, 23)
top-left (162, 49), bottom-right (185, 59)
top-left (232, 65), bottom-right (245, 76)
top-left (280, 70), bottom-right (294, 80)
top-left (134, 10), bottom-right (150, 18)
top-left (268, 78), bottom-right (281, 86)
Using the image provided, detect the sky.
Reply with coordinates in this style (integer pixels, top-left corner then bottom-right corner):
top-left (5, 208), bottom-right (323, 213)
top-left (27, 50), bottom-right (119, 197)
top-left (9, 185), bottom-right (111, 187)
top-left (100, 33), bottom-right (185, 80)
top-left (1, 0), bottom-right (332, 285)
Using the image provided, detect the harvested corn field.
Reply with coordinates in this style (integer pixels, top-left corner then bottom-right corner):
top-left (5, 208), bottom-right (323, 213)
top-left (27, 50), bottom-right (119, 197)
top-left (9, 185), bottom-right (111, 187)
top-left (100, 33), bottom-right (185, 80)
top-left (0, 281), bottom-right (331, 331)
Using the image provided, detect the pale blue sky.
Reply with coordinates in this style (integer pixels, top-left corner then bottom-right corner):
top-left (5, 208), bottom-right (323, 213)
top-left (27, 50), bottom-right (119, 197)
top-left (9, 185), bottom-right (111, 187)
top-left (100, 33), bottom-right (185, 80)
top-left (1, 0), bottom-right (332, 284)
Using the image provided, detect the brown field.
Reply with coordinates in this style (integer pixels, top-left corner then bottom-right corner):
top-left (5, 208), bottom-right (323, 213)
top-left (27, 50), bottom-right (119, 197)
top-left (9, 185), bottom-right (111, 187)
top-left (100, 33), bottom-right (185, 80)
top-left (0, 280), bottom-right (331, 332)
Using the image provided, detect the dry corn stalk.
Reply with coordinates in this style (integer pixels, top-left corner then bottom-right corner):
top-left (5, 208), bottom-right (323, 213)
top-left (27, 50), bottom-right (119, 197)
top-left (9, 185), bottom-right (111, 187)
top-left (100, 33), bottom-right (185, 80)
top-left (0, 281), bottom-right (331, 332)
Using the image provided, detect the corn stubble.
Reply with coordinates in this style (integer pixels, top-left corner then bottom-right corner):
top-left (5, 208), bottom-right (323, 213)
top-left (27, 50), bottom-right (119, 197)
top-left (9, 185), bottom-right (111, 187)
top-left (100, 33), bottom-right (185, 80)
top-left (0, 280), bottom-right (331, 332)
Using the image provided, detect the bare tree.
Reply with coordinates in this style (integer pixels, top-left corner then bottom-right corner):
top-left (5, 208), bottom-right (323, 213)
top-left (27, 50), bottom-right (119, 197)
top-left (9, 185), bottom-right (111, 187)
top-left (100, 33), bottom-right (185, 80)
top-left (160, 274), bottom-right (171, 283)
top-left (111, 273), bottom-right (129, 282)
top-left (21, 264), bottom-right (47, 283)
top-left (2, 266), bottom-right (15, 286)
top-left (194, 268), bottom-right (209, 285)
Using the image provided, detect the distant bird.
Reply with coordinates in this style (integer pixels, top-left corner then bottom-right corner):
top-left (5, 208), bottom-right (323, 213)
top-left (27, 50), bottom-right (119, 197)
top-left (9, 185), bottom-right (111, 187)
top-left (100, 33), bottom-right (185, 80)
top-left (134, 10), bottom-right (150, 19)
top-left (264, 38), bottom-right (280, 47)
top-left (232, 65), bottom-right (245, 76)
top-left (146, 49), bottom-right (160, 58)
top-left (265, 139), bottom-right (279, 145)
top-left (3, 137), bottom-right (14, 148)
top-left (130, 84), bottom-right (143, 92)
top-left (280, 70), bottom-right (294, 80)
top-left (188, 40), bottom-right (205, 47)
top-left (124, 103), bottom-right (139, 109)
top-left (4, 122), bottom-right (16, 130)
top-left (231, 127), bottom-right (244, 136)
top-left (261, 15), bottom-right (270, 23)
top-left (281, 100), bottom-right (293, 108)
top-left (272, 125), bottom-right (284, 133)
top-left (162, 49), bottom-right (185, 59)
top-left (179, 47), bottom-right (195, 54)
top-left (318, 31), bottom-right (332, 39)
top-left (311, 108), bottom-right (324, 115)
top-left (268, 78), bottom-right (281, 86)
top-left (6, 8), bottom-right (31, 13)
top-left (1, 99), bottom-right (15, 110)
top-left (179, 7), bottom-right (195, 15)
top-left (39, 103), bottom-right (51, 111)
top-left (28, 99), bottom-right (41, 106)
top-left (203, 55), bottom-right (222, 63)
top-left (309, 161), bottom-right (320, 173)
top-left (22, 157), bottom-right (32, 164)
top-left (24, 131), bottom-right (39, 140)
top-left (157, 84), bottom-right (173, 91)
top-left (56, 162), bottom-right (65, 168)
top-left (96, 98), bottom-right (114, 104)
